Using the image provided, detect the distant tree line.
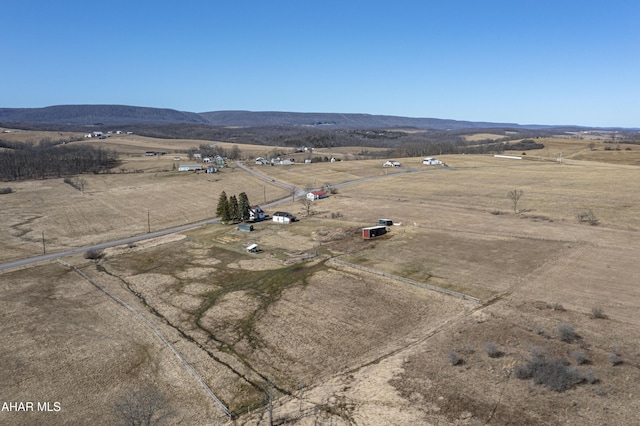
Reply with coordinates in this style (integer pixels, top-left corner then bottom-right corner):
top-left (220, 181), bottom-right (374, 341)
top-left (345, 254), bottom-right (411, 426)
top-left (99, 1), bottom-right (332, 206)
top-left (0, 142), bottom-right (118, 181)
top-left (503, 139), bottom-right (545, 151)
top-left (192, 143), bottom-right (242, 160)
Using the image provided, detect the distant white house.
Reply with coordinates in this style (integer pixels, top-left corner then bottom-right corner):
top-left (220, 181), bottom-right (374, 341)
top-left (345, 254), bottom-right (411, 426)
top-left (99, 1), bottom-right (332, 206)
top-left (85, 131), bottom-right (104, 138)
top-left (382, 160), bottom-right (401, 167)
top-left (423, 157), bottom-right (443, 165)
top-left (256, 157), bottom-right (269, 165)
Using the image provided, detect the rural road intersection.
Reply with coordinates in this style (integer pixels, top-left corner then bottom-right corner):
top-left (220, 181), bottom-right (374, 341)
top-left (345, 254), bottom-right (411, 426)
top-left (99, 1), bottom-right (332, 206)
top-left (1, 160), bottom-right (539, 272)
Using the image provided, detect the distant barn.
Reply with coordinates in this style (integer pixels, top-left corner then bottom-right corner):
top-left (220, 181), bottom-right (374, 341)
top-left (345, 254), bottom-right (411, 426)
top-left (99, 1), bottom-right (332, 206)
top-left (307, 190), bottom-right (328, 201)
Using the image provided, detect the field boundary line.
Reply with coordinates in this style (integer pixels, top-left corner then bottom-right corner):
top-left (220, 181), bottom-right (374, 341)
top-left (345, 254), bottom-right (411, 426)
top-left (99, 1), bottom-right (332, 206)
top-left (328, 258), bottom-right (481, 304)
top-left (55, 259), bottom-right (232, 418)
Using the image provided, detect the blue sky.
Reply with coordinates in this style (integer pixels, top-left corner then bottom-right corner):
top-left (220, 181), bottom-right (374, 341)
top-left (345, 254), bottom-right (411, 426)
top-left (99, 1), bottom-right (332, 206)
top-left (2, 1), bottom-right (639, 127)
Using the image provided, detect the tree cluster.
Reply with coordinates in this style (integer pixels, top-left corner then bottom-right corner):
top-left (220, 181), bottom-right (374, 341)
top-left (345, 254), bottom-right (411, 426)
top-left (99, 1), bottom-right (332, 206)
top-left (0, 142), bottom-right (118, 181)
top-left (216, 191), bottom-right (251, 223)
top-left (187, 143), bottom-right (243, 160)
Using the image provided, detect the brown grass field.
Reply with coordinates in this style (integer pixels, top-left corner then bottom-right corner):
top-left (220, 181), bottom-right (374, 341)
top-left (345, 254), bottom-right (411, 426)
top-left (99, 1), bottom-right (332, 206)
top-left (1, 132), bottom-right (640, 425)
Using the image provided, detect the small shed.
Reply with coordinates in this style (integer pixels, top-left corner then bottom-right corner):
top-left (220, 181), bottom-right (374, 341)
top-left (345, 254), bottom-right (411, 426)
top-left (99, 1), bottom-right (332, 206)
top-left (246, 243), bottom-right (258, 253)
top-left (362, 225), bottom-right (387, 239)
top-left (378, 219), bottom-right (393, 226)
top-left (238, 224), bottom-right (254, 232)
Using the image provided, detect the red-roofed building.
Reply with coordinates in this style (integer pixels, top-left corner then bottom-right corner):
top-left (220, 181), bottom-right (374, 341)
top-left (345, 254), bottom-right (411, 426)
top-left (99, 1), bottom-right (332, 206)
top-left (307, 190), bottom-right (328, 201)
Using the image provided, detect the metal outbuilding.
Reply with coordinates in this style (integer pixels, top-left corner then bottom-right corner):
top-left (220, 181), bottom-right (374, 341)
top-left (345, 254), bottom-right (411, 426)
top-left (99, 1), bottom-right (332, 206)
top-left (362, 225), bottom-right (387, 239)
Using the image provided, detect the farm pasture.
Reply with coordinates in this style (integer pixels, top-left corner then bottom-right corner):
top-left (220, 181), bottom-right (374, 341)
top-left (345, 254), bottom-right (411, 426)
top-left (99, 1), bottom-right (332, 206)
top-left (1, 134), bottom-right (640, 424)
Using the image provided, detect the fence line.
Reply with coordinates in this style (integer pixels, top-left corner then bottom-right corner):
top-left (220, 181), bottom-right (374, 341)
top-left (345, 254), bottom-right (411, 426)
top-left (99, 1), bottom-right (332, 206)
top-left (329, 258), bottom-right (481, 304)
top-left (56, 260), bottom-right (232, 418)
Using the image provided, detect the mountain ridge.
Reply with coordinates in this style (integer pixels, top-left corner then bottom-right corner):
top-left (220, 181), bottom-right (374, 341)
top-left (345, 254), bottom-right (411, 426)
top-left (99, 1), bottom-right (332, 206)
top-left (0, 104), bottom-right (602, 130)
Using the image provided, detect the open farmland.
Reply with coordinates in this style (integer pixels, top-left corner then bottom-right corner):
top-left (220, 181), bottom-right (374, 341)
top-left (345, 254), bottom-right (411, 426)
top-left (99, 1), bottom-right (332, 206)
top-left (1, 133), bottom-right (640, 425)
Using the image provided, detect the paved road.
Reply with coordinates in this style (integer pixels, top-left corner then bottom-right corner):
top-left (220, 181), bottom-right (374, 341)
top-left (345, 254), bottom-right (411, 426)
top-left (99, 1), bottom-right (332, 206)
top-left (0, 162), bottom-right (307, 272)
top-left (1, 160), bottom-right (543, 272)
top-left (0, 218), bottom-right (222, 271)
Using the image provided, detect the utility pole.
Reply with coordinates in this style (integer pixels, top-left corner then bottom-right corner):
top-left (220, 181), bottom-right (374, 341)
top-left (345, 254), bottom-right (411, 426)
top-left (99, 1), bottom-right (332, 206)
top-left (147, 209), bottom-right (151, 233)
top-left (264, 380), bottom-right (274, 426)
top-left (42, 231), bottom-right (46, 255)
top-left (298, 384), bottom-right (305, 415)
top-left (263, 185), bottom-right (266, 204)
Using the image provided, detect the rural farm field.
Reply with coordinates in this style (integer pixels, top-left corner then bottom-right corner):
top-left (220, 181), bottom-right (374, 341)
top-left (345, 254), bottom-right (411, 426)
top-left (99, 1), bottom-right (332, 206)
top-left (1, 133), bottom-right (640, 425)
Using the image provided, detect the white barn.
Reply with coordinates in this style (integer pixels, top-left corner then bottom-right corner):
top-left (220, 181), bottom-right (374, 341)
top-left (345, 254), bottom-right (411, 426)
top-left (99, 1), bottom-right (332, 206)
top-left (272, 211), bottom-right (296, 224)
top-left (178, 164), bottom-right (203, 172)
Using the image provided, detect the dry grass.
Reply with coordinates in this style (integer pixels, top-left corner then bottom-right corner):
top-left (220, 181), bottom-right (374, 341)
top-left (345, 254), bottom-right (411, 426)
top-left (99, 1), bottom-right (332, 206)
top-left (0, 263), bottom-right (220, 425)
top-left (2, 133), bottom-right (640, 425)
top-left (0, 128), bottom-right (84, 144)
top-left (0, 168), bottom-right (289, 263)
top-left (462, 133), bottom-right (506, 141)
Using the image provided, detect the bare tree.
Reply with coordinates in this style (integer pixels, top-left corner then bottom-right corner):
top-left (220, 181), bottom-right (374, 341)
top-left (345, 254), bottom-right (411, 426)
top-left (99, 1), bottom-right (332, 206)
top-left (300, 195), bottom-right (313, 216)
top-left (77, 177), bottom-right (87, 192)
top-left (324, 182), bottom-right (338, 194)
top-left (576, 208), bottom-right (598, 225)
top-left (113, 386), bottom-right (173, 426)
top-left (507, 189), bottom-right (524, 214)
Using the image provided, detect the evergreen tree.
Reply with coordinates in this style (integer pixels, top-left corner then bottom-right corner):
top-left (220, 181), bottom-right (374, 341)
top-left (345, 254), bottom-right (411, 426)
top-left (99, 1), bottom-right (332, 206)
top-left (216, 191), bottom-right (230, 222)
top-left (238, 192), bottom-right (251, 222)
top-left (229, 195), bottom-right (239, 222)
